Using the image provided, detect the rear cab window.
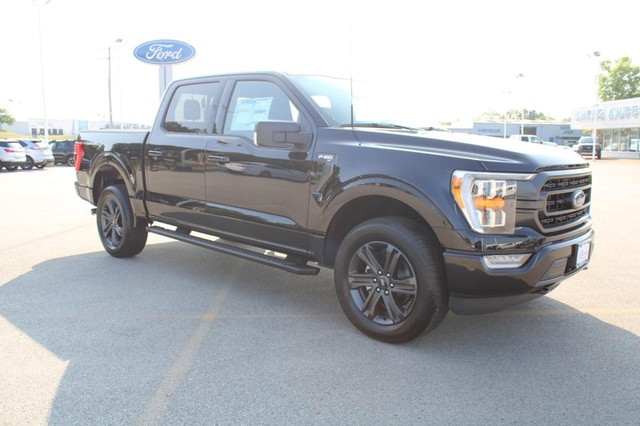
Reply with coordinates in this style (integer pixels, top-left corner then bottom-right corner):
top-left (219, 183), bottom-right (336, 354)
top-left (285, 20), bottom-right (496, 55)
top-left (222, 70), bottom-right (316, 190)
top-left (162, 82), bottom-right (221, 134)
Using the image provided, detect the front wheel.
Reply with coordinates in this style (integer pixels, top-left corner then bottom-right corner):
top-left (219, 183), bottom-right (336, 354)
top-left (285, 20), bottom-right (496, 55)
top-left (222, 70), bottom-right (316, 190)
top-left (96, 185), bottom-right (148, 258)
top-left (22, 156), bottom-right (34, 170)
top-left (334, 217), bottom-right (448, 343)
top-left (66, 155), bottom-right (75, 167)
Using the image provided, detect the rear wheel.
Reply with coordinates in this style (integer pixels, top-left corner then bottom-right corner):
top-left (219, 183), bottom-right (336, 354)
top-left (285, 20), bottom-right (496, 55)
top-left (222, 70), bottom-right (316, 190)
top-left (96, 185), bottom-right (148, 258)
top-left (66, 155), bottom-right (75, 167)
top-left (334, 217), bottom-right (448, 343)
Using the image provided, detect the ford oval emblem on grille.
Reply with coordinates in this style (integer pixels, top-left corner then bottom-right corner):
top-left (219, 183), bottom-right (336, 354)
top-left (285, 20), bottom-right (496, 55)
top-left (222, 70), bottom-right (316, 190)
top-left (572, 190), bottom-right (586, 208)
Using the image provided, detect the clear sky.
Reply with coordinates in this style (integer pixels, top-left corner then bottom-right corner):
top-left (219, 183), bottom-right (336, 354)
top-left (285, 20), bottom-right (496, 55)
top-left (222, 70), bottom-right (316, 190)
top-left (2, 0), bottom-right (639, 126)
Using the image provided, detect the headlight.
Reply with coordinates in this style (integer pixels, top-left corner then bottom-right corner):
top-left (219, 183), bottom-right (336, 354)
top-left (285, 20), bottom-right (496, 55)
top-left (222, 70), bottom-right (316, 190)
top-left (451, 171), bottom-right (535, 234)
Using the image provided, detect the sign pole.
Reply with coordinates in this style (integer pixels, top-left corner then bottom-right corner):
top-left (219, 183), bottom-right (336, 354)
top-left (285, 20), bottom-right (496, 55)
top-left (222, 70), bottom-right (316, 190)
top-left (159, 66), bottom-right (173, 99)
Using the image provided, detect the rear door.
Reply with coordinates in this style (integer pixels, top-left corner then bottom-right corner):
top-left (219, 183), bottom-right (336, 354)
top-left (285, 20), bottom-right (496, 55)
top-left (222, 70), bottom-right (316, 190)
top-left (144, 79), bottom-right (223, 229)
top-left (203, 76), bottom-right (315, 253)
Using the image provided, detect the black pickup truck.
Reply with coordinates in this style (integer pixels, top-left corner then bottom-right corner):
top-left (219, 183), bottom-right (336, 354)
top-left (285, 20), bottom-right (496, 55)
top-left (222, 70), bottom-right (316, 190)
top-left (75, 71), bottom-right (594, 343)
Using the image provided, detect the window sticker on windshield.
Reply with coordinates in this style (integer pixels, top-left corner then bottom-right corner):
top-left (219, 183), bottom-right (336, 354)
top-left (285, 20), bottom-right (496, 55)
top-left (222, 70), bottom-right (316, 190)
top-left (230, 97), bottom-right (273, 131)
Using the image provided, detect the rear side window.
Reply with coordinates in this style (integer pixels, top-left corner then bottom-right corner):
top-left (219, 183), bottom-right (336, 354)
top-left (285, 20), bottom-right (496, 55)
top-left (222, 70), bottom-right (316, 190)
top-left (163, 82), bottom-right (220, 134)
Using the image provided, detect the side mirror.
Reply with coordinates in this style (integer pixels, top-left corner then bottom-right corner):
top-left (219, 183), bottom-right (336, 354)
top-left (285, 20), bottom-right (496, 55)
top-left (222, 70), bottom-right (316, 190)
top-left (254, 121), bottom-right (312, 149)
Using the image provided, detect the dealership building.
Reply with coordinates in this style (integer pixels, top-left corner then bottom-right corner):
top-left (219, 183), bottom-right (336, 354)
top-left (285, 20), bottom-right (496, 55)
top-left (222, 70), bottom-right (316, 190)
top-left (5, 118), bottom-right (149, 138)
top-left (450, 121), bottom-right (583, 146)
top-left (571, 96), bottom-right (640, 159)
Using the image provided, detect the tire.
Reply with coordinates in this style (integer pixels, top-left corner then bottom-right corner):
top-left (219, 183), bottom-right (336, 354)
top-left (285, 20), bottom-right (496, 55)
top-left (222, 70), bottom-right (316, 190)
top-left (5, 165), bottom-right (18, 171)
top-left (96, 184), bottom-right (148, 258)
top-left (334, 217), bottom-right (448, 343)
top-left (66, 155), bottom-right (75, 167)
top-left (36, 164), bottom-right (45, 169)
top-left (22, 156), bottom-right (35, 170)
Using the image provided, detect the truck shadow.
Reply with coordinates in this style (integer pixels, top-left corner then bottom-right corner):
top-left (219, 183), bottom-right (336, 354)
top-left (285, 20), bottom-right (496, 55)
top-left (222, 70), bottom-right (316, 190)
top-left (1, 241), bottom-right (638, 424)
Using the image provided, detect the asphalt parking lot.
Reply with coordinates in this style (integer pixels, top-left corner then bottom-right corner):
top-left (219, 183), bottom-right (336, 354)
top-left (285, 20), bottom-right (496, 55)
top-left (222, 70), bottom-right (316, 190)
top-left (1, 160), bottom-right (639, 425)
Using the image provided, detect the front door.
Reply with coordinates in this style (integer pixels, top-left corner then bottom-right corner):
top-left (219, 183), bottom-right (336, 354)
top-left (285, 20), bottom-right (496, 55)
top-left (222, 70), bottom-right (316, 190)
top-left (204, 78), bottom-right (315, 254)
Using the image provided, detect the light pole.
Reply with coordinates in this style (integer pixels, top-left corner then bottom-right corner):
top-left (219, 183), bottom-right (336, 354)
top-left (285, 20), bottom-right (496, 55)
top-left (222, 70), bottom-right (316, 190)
top-left (516, 73), bottom-right (525, 135)
top-left (34, 0), bottom-right (50, 142)
top-left (589, 51), bottom-right (601, 160)
top-left (108, 38), bottom-right (123, 129)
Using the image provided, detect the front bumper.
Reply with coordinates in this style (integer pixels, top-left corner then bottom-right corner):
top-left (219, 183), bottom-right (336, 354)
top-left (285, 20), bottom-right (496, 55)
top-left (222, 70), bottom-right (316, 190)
top-left (445, 228), bottom-right (594, 314)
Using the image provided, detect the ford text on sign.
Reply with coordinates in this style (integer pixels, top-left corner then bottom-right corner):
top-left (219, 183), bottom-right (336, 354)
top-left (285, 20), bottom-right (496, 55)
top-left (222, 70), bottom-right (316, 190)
top-left (133, 40), bottom-right (196, 65)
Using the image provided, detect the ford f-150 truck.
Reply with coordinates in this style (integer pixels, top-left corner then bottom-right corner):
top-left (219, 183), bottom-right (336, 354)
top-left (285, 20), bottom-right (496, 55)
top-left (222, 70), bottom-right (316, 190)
top-left (74, 72), bottom-right (594, 343)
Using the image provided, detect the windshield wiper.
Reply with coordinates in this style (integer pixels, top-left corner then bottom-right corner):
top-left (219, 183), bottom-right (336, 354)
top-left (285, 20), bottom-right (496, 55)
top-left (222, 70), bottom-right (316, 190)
top-left (341, 122), bottom-right (417, 131)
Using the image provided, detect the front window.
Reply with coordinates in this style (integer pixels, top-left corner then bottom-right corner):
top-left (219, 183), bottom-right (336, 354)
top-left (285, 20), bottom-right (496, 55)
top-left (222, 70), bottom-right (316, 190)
top-left (222, 80), bottom-right (304, 141)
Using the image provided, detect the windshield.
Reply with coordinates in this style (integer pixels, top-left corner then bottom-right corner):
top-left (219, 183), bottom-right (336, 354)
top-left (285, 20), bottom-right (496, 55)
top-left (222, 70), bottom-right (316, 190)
top-left (291, 75), bottom-right (420, 128)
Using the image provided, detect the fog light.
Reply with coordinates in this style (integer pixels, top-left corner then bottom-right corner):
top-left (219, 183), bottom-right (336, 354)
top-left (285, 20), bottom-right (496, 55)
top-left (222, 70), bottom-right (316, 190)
top-left (483, 254), bottom-right (531, 269)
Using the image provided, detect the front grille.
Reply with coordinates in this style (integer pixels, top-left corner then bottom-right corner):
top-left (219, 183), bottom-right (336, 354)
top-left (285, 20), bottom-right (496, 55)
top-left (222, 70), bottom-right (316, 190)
top-left (546, 188), bottom-right (592, 213)
top-left (542, 175), bottom-right (591, 191)
top-left (537, 173), bottom-right (591, 232)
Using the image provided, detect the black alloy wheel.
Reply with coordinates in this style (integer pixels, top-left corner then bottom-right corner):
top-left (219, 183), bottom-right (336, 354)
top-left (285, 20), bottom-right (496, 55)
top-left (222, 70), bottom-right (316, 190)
top-left (334, 217), bottom-right (448, 343)
top-left (96, 185), bottom-right (147, 258)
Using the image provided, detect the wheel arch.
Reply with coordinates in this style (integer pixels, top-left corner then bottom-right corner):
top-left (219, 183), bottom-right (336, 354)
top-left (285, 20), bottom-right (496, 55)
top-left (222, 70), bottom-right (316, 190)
top-left (320, 180), bottom-right (451, 266)
top-left (89, 153), bottom-right (138, 204)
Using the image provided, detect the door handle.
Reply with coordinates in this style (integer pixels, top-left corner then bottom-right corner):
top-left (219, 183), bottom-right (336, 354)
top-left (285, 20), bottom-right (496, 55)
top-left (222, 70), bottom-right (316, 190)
top-left (208, 154), bottom-right (229, 163)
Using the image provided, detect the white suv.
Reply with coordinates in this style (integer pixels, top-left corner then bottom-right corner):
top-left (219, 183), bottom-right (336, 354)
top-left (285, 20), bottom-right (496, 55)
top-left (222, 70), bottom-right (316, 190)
top-left (16, 139), bottom-right (55, 169)
top-left (0, 139), bottom-right (27, 171)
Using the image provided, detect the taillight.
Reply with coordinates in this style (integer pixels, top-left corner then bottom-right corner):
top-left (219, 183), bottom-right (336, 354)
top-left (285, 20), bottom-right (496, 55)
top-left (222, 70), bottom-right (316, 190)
top-left (74, 142), bottom-right (84, 172)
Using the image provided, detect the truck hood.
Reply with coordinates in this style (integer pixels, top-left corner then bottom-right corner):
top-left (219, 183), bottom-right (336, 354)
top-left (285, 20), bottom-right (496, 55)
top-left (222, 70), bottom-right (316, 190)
top-left (351, 128), bottom-right (589, 173)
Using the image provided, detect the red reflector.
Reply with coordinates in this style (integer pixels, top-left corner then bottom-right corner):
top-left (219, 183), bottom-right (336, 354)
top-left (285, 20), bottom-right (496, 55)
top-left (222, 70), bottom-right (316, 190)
top-left (74, 142), bottom-right (84, 172)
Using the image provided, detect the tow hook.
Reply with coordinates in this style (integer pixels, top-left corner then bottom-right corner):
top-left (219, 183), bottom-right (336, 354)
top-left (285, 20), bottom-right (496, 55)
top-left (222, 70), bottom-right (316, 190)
top-left (534, 285), bottom-right (553, 295)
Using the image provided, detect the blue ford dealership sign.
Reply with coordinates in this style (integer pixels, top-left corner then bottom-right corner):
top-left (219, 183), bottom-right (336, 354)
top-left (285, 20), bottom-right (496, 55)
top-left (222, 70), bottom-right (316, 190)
top-left (133, 39), bottom-right (196, 65)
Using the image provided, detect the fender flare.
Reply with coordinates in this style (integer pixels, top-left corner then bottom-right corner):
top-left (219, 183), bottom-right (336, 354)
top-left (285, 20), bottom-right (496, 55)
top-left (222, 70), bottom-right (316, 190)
top-left (89, 152), bottom-right (138, 203)
top-left (314, 176), bottom-right (454, 233)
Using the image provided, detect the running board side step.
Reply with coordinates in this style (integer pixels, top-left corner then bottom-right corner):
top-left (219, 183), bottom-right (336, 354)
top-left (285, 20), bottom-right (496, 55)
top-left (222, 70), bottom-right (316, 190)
top-left (147, 226), bottom-right (320, 276)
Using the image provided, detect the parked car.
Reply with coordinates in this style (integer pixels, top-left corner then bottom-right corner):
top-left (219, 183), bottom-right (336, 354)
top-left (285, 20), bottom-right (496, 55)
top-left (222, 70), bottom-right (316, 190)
top-left (509, 134), bottom-right (557, 146)
top-left (49, 139), bottom-right (77, 166)
top-left (553, 140), bottom-right (577, 151)
top-left (15, 139), bottom-right (55, 169)
top-left (574, 136), bottom-right (602, 159)
top-left (0, 139), bottom-right (27, 171)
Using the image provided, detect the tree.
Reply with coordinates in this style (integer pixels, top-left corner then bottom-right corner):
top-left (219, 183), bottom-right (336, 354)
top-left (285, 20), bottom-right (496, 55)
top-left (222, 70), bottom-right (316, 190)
top-left (0, 107), bottom-right (15, 130)
top-left (598, 56), bottom-right (640, 101)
